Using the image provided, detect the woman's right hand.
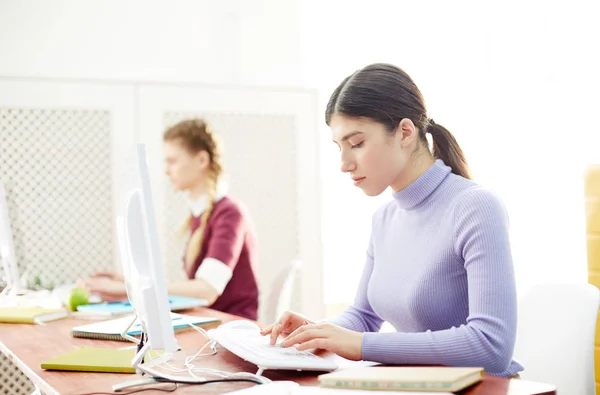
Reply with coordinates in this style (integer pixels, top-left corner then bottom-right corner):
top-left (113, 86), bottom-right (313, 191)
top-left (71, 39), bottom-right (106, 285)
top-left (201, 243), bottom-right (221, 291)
top-left (260, 311), bottom-right (315, 345)
top-left (77, 270), bottom-right (127, 302)
top-left (90, 270), bottom-right (125, 282)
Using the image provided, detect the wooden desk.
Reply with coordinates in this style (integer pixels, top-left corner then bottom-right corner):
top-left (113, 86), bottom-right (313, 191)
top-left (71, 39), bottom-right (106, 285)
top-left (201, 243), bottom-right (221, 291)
top-left (0, 308), bottom-right (556, 395)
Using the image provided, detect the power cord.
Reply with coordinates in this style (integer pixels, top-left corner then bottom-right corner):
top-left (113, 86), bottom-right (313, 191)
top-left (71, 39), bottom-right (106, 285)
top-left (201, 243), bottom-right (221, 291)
top-left (77, 377), bottom-right (264, 395)
top-left (77, 383), bottom-right (177, 395)
top-left (153, 377), bottom-right (265, 385)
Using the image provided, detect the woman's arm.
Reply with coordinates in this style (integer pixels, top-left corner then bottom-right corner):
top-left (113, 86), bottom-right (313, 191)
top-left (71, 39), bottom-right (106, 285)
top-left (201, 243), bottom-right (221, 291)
top-left (167, 278), bottom-right (220, 304)
top-left (173, 204), bottom-right (246, 304)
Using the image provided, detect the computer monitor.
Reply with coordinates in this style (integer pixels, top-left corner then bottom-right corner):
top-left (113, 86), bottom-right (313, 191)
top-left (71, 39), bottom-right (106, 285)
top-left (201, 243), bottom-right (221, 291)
top-left (0, 180), bottom-right (23, 297)
top-left (112, 144), bottom-right (265, 390)
top-left (115, 143), bottom-right (179, 367)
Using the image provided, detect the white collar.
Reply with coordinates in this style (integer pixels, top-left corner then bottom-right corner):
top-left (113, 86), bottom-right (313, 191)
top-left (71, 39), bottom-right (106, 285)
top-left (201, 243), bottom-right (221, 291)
top-left (188, 181), bottom-right (227, 217)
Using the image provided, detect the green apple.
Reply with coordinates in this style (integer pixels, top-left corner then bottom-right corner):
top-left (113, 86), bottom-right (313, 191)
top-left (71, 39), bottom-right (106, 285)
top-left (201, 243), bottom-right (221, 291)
top-left (68, 287), bottom-right (89, 311)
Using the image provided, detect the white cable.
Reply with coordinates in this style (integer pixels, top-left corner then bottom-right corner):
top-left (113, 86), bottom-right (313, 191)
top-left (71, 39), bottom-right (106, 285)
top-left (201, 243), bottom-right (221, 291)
top-left (182, 323), bottom-right (218, 378)
top-left (142, 323), bottom-right (216, 374)
top-left (138, 322), bottom-right (269, 385)
top-left (144, 352), bottom-right (183, 373)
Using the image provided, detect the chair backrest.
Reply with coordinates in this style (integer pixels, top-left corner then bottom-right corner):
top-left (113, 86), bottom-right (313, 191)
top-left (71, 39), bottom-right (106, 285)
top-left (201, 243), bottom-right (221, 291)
top-left (513, 282), bottom-right (600, 395)
top-left (262, 259), bottom-right (302, 324)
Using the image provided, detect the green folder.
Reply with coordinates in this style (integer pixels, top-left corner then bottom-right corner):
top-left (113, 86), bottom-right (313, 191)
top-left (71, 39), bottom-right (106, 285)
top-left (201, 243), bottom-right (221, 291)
top-left (41, 347), bottom-right (137, 373)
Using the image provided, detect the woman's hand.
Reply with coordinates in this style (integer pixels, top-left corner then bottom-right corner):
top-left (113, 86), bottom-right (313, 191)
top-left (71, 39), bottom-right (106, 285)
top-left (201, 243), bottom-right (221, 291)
top-left (79, 271), bottom-right (127, 302)
top-left (90, 270), bottom-right (125, 282)
top-left (280, 322), bottom-right (364, 361)
top-left (260, 311), bottom-right (315, 345)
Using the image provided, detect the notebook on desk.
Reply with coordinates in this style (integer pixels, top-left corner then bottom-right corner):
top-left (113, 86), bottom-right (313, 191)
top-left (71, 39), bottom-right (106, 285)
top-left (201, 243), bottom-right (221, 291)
top-left (0, 307), bottom-right (68, 324)
top-left (71, 313), bottom-right (221, 341)
top-left (41, 347), bottom-right (138, 373)
top-left (318, 366), bottom-right (484, 392)
top-left (76, 295), bottom-right (208, 317)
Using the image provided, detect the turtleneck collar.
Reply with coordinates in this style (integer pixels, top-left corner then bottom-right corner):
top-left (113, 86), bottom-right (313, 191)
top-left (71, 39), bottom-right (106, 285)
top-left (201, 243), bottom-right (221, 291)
top-left (392, 159), bottom-right (451, 210)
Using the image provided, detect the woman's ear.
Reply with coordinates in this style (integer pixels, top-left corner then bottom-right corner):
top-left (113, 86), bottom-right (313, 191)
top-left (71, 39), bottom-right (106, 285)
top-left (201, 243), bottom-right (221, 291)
top-left (397, 118), bottom-right (418, 148)
top-left (194, 150), bottom-right (211, 170)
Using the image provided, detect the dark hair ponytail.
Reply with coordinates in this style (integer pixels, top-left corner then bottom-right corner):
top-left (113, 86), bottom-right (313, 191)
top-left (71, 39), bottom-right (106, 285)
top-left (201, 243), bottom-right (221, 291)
top-left (326, 63), bottom-right (472, 180)
top-left (427, 121), bottom-right (471, 179)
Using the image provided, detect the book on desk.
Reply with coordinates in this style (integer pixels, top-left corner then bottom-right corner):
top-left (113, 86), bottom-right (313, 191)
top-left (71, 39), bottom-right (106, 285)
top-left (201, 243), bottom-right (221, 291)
top-left (317, 366), bottom-right (484, 392)
top-left (41, 347), bottom-right (139, 374)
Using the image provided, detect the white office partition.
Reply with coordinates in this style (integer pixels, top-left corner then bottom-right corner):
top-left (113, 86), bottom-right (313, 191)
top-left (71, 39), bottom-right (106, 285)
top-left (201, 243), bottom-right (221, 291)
top-left (0, 79), bottom-right (137, 288)
top-left (0, 78), bottom-right (137, 395)
top-left (137, 85), bottom-right (323, 320)
top-left (0, 79), bottom-right (322, 394)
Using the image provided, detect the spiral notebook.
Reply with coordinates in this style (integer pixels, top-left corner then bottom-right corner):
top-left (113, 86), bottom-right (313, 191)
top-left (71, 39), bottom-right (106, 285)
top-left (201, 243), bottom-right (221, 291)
top-left (71, 313), bottom-right (220, 341)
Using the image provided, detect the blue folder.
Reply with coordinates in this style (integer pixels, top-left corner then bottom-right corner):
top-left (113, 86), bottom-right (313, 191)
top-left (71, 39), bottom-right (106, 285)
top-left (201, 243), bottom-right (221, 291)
top-left (76, 295), bottom-right (208, 316)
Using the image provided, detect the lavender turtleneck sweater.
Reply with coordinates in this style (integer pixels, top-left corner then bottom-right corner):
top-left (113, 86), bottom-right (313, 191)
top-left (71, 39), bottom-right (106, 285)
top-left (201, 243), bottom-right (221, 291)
top-left (331, 160), bottom-right (523, 377)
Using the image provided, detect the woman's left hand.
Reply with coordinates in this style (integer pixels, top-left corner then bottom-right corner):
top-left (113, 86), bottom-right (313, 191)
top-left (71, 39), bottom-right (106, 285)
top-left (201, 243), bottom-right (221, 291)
top-left (280, 322), bottom-right (363, 361)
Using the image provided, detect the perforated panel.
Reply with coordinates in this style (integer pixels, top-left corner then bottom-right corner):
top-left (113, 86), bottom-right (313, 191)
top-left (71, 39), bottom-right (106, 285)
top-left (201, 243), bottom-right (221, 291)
top-left (160, 112), bottom-right (300, 315)
top-left (0, 108), bottom-right (115, 288)
top-left (0, 354), bottom-right (33, 395)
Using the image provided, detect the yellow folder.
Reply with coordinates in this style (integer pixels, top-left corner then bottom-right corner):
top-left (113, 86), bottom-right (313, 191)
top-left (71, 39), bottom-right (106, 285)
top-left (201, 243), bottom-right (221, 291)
top-left (0, 307), bottom-right (68, 324)
top-left (41, 347), bottom-right (137, 373)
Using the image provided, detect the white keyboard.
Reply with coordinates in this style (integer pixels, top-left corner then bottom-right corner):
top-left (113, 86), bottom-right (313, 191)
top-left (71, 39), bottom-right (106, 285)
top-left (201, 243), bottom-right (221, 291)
top-left (209, 320), bottom-right (338, 372)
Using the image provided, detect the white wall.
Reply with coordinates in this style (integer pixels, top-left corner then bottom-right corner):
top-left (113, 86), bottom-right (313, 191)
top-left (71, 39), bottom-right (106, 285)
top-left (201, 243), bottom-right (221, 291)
top-left (4, 0), bottom-right (600, 312)
top-left (0, 0), bottom-right (305, 87)
top-left (0, 0), bottom-right (323, 315)
top-left (298, 0), bottom-right (600, 305)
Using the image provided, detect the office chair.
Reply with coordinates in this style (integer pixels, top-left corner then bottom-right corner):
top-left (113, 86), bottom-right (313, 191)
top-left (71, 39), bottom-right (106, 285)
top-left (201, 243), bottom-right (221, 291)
top-left (513, 282), bottom-right (600, 395)
top-left (262, 259), bottom-right (302, 324)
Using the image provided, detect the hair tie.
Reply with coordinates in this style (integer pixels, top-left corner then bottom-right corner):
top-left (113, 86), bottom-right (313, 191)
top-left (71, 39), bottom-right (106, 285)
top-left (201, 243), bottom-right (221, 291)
top-left (426, 118), bottom-right (436, 135)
